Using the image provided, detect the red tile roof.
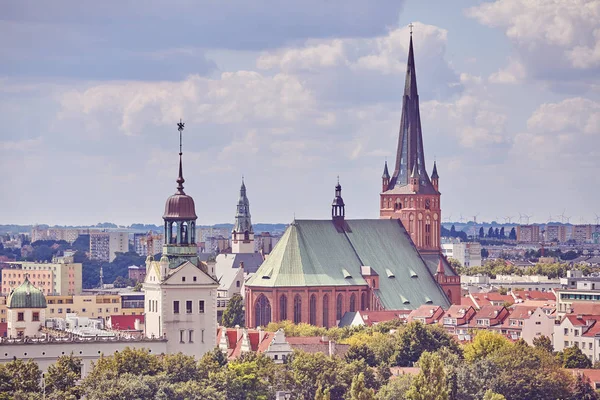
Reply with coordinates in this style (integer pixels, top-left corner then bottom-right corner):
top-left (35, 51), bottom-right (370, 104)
top-left (512, 290), bottom-right (556, 301)
top-left (570, 369), bottom-right (600, 387)
top-left (460, 296), bottom-right (477, 308)
top-left (570, 302), bottom-right (600, 315)
top-left (508, 306), bottom-right (539, 319)
top-left (109, 315), bottom-right (144, 331)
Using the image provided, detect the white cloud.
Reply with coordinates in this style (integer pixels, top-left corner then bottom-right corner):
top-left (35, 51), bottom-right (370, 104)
top-left (0, 137), bottom-right (43, 151)
top-left (467, 0), bottom-right (600, 87)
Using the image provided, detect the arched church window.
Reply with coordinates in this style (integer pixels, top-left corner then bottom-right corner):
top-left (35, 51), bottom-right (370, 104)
top-left (361, 292), bottom-right (367, 311)
top-left (309, 295), bottom-right (317, 325)
top-left (323, 295), bottom-right (329, 328)
top-left (279, 295), bottom-right (287, 321)
top-left (255, 295), bottom-right (271, 327)
top-left (336, 294), bottom-right (344, 320)
top-left (294, 295), bottom-right (302, 324)
top-left (350, 294), bottom-right (356, 312)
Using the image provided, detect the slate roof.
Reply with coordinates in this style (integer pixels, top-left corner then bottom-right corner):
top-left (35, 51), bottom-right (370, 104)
top-left (246, 219), bottom-right (450, 309)
top-left (8, 277), bottom-right (47, 309)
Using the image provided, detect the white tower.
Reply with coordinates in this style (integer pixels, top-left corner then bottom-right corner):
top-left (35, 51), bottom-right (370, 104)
top-left (143, 120), bottom-right (218, 359)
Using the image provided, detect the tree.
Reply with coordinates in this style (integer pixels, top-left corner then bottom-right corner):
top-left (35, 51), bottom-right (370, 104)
top-left (499, 227), bottom-right (505, 239)
top-left (509, 228), bottom-right (516, 240)
top-left (45, 355), bottom-right (82, 399)
top-left (532, 335), bottom-right (553, 353)
top-left (483, 390), bottom-right (506, 400)
top-left (346, 344), bottom-right (377, 367)
top-left (349, 373), bottom-right (375, 400)
top-left (315, 385), bottom-right (331, 400)
top-left (570, 373), bottom-right (599, 400)
top-left (450, 225), bottom-right (456, 237)
top-left (393, 322), bottom-right (461, 367)
top-left (494, 228), bottom-right (499, 237)
top-left (376, 374), bottom-right (413, 400)
top-left (487, 227), bottom-right (495, 238)
top-left (222, 294), bottom-right (245, 328)
top-left (560, 346), bottom-right (592, 369)
top-left (405, 352), bottom-right (448, 400)
top-left (481, 248), bottom-right (489, 259)
top-left (479, 227), bottom-right (485, 238)
top-left (161, 353), bottom-right (199, 383)
top-left (0, 359), bottom-right (41, 396)
top-left (463, 330), bottom-right (511, 363)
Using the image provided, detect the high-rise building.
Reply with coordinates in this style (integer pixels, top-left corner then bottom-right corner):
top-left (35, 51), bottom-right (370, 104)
top-left (134, 232), bottom-right (164, 257)
top-left (2, 255), bottom-right (82, 296)
top-left (90, 231), bottom-right (128, 262)
top-left (516, 225), bottom-right (540, 243)
top-left (143, 122), bottom-right (218, 359)
top-left (232, 179), bottom-right (254, 254)
top-left (572, 225), bottom-right (596, 244)
top-left (545, 224), bottom-right (567, 243)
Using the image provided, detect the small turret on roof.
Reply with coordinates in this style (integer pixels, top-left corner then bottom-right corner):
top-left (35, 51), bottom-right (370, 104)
top-left (382, 161), bottom-right (390, 180)
top-left (436, 256), bottom-right (445, 275)
top-left (431, 161), bottom-right (439, 180)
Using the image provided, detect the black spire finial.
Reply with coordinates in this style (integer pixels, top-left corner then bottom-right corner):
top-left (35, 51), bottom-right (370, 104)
top-left (176, 119), bottom-right (185, 194)
top-left (409, 22), bottom-right (414, 36)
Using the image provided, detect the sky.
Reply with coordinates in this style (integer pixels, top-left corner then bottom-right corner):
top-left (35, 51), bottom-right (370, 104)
top-left (1, 0), bottom-right (599, 227)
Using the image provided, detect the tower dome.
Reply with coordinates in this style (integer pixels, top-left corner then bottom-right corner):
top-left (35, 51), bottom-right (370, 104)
top-left (7, 277), bottom-right (47, 309)
top-left (163, 155), bottom-right (198, 221)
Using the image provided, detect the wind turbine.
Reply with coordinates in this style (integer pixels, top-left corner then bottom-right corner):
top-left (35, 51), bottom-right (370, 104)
top-left (458, 214), bottom-right (465, 223)
top-left (595, 213), bottom-right (600, 225)
top-left (504, 216), bottom-right (515, 224)
top-left (472, 213), bottom-right (480, 224)
top-left (444, 213), bottom-right (453, 223)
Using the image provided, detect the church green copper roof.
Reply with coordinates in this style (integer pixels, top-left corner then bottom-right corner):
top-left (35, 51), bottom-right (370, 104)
top-left (7, 277), bottom-right (47, 309)
top-left (246, 219), bottom-right (450, 309)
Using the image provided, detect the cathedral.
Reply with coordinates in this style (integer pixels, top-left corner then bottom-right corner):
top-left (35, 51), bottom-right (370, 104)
top-left (244, 32), bottom-right (459, 329)
top-left (143, 121), bottom-right (219, 358)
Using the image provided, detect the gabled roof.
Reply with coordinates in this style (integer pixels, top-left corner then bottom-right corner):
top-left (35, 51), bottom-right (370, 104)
top-left (162, 261), bottom-right (219, 285)
top-left (507, 305), bottom-right (538, 320)
top-left (246, 219), bottom-right (450, 309)
top-left (409, 305), bottom-right (444, 321)
top-left (444, 305), bottom-right (475, 320)
top-left (512, 290), bottom-right (556, 301)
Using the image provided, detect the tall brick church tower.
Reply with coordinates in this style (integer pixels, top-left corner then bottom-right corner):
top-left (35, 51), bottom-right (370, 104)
top-left (379, 31), bottom-right (460, 304)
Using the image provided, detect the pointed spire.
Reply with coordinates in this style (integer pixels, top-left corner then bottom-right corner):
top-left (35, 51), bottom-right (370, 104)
top-left (176, 119), bottom-right (186, 194)
top-left (382, 160), bottom-right (390, 179)
top-left (436, 256), bottom-right (445, 275)
top-left (404, 32), bottom-right (418, 98)
top-left (431, 161), bottom-right (439, 179)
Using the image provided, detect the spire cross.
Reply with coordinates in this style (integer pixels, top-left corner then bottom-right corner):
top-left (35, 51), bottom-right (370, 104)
top-left (177, 119), bottom-right (185, 155)
top-left (409, 23), bottom-right (414, 35)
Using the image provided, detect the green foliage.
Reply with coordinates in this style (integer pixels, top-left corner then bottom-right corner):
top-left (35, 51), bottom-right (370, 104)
top-left (349, 373), bottom-right (375, 400)
top-left (376, 374), bottom-right (413, 400)
top-left (463, 330), bottom-right (511, 363)
top-left (45, 355), bottom-right (82, 399)
top-left (405, 351), bottom-right (448, 400)
top-left (394, 322), bottom-right (461, 367)
top-left (482, 390), bottom-right (505, 400)
top-left (532, 335), bottom-right (553, 353)
top-left (346, 344), bottom-right (377, 367)
top-left (222, 294), bottom-right (245, 328)
top-left (0, 359), bottom-right (41, 399)
top-left (560, 346), bottom-right (593, 369)
top-left (570, 373), bottom-right (599, 400)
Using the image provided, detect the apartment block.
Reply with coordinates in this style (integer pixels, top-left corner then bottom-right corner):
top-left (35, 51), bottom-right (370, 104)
top-left (1, 255), bottom-right (82, 296)
top-left (441, 241), bottom-right (482, 267)
top-left (90, 231), bottom-right (128, 262)
top-left (133, 232), bottom-right (164, 257)
top-left (516, 225), bottom-right (540, 243)
top-left (545, 225), bottom-right (567, 243)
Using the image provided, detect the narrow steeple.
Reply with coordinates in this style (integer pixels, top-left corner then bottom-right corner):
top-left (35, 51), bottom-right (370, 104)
top-left (176, 119), bottom-right (186, 194)
top-left (436, 256), bottom-right (445, 276)
top-left (234, 177), bottom-right (253, 234)
top-left (387, 28), bottom-right (435, 194)
top-left (332, 177), bottom-right (345, 227)
top-left (382, 160), bottom-right (390, 180)
top-left (431, 161), bottom-right (439, 180)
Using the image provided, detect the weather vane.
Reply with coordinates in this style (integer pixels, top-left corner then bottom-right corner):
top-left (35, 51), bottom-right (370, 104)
top-left (409, 23), bottom-right (414, 36)
top-left (177, 119), bottom-right (185, 155)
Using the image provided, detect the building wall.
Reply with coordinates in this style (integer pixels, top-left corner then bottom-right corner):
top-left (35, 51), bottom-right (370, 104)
top-left (0, 339), bottom-right (167, 377)
top-left (232, 232), bottom-right (254, 254)
top-left (7, 308), bottom-right (46, 338)
top-left (90, 232), bottom-right (128, 262)
top-left (516, 225), bottom-right (540, 243)
top-left (2, 258), bottom-right (82, 296)
top-left (245, 285), bottom-right (372, 329)
top-left (521, 308), bottom-right (554, 345)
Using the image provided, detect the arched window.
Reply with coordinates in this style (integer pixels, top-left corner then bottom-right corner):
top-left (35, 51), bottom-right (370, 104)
top-left (244, 230), bottom-right (249, 241)
top-left (255, 295), bottom-right (271, 327)
top-left (360, 292), bottom-right (367, 311)
top-left (350, 294), bottom-right (356, 312)
top-left (322, 295), bottom-right (329, 328)
top-left (171, 222), bottom-right (178, 244)
top-left (336, 294), bottom-right (344, 321)
top-left (279, 295), bottom-right (288, 321)
top-left (309, 295), bottom-right (317, 325)
top-left (395, 198), bottom-right (402, 210)
top-left (181, 222), bottom-right (188, 244)
top-left (294, 295), bottom-right (302, 324)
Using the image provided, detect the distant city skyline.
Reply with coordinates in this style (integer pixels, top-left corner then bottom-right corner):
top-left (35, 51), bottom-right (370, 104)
top-left (1, 1), bottom-right (598, 226)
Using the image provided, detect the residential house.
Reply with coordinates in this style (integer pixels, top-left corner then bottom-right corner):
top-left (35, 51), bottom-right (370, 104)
top-left (441, 305), bottom-right (476, 340)
top-left (408, 305), bottom-right (445, 324)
